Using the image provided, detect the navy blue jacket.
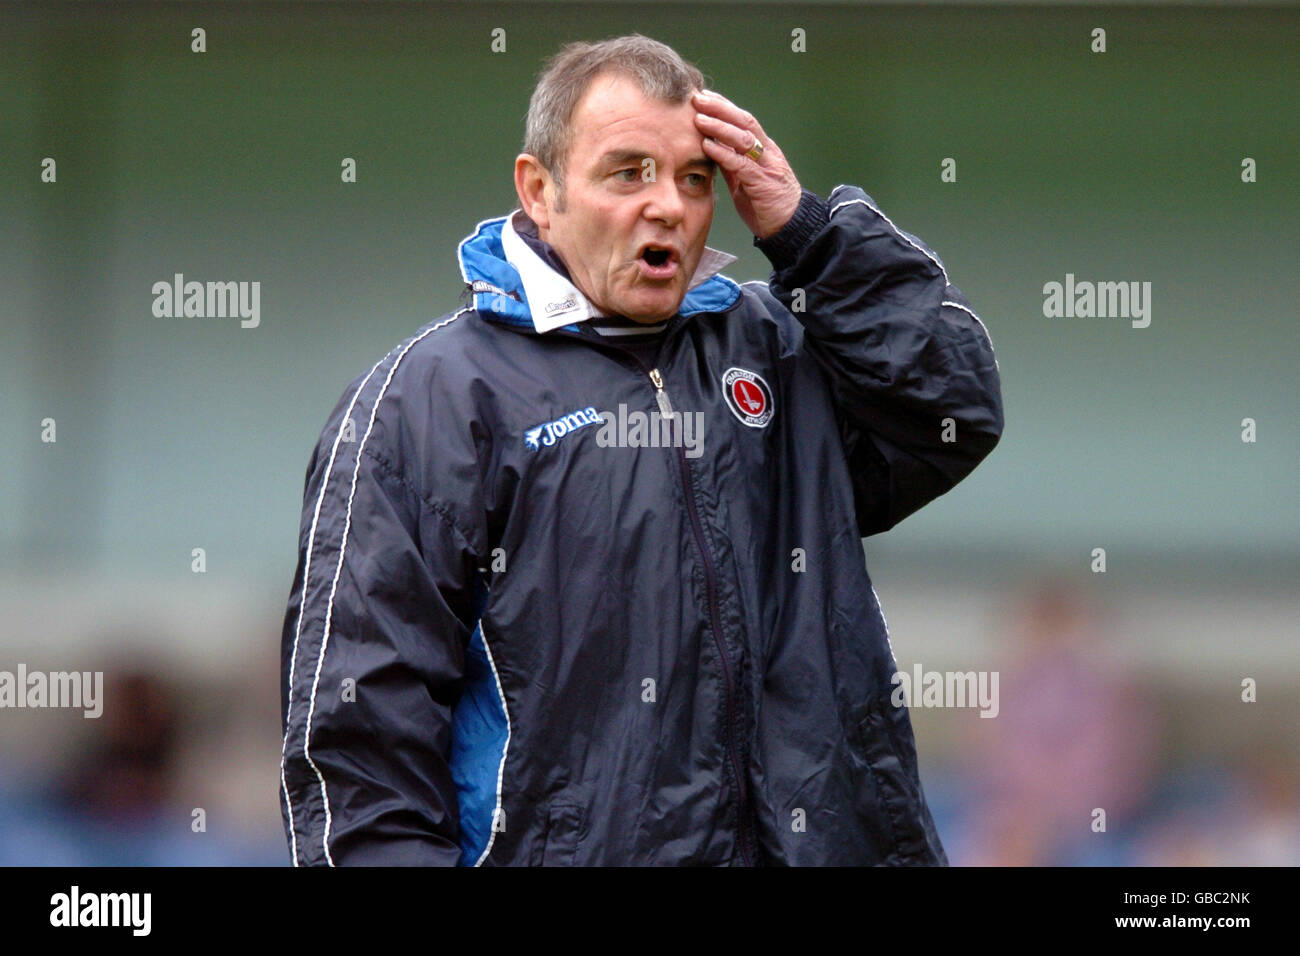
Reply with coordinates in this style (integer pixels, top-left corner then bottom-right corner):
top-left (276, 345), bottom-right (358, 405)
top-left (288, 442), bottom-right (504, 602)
top-left (280, 185), bottom-right (1003, 865)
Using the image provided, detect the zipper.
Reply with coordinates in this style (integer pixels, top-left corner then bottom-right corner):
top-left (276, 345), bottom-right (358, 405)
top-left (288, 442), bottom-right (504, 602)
top-left (511, 322), bottom-right (760, 864)
top-left (644, 362), bottom-right (756, 867)
top-left (648, 368), bottom-right (674, 417)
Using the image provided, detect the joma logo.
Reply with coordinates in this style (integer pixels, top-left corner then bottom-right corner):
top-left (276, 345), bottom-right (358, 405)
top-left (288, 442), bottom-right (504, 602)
top-left (524, 406), bottom-right (601, 450)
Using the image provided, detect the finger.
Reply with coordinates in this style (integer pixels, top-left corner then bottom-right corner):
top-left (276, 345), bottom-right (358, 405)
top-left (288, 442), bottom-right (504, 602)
top-left (691, 89), bottom-right (767, 140)
top-left (694, 111), bottom-right (763, 158)
top-left (701, 134), bottom-right (747, 176)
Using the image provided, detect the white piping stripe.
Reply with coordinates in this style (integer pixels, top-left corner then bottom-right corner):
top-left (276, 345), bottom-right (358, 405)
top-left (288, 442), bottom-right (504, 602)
top-left (288, 306), bottom-right (471, 866)
top-left (942, 299), bottom-right (998, 367)
top-left (280, 353), bottom-right (388, 867)
top-left (304, 306), bottom-right (471, 866)
top-left (870, 583), bottom-right (895, 660)
top-left (471, 618), bottom-right (512, 867)
top-left (828, 189), bottom-right (997, 359)
top-left (457, 214), bottom-right (511, 318)
top-left (457, 213), bottom-right (509, 285)
top-left (829, 196), bottom-right (952, 284)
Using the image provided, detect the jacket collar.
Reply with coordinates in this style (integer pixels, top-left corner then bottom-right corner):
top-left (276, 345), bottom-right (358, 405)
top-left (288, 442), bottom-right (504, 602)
top-left (458, 209), bottom-right (741, 334)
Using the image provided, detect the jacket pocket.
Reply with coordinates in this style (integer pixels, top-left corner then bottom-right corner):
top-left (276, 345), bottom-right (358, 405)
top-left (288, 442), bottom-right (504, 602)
top-left (848, 697), bottom-right (931, 862)
top-left (539, 804), bottom-right (585, 866)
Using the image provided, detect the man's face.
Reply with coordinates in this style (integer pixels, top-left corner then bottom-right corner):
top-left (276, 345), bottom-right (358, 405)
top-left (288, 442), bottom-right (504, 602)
top-left (535, 73), bottom-right (716, 324)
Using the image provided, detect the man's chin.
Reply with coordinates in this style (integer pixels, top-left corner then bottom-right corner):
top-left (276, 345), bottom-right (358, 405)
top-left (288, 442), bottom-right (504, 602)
top-left (617, 292), bottom-right (685, 324)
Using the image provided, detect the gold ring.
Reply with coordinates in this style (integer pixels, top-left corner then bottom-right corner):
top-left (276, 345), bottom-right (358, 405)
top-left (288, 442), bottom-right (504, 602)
top-left (744, 137), bottom-right (764, 161)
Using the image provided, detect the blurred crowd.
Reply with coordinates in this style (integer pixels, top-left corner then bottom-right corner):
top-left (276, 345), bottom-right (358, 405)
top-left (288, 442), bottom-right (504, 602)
top-left (924, 578), bottom-right (1300, 866)
top-left (0, 642), bottom-right (286, 866)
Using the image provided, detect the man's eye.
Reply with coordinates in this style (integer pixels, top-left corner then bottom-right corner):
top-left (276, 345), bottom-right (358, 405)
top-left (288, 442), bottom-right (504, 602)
top-left (614, 168), bottom-right (639, 182)
top-left (686, 173), bottom-right (710, 188)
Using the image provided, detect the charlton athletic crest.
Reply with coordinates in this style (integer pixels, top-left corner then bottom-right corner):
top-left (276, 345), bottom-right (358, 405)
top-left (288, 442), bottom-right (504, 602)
top-left (721, 366), bottom-right (774, 428)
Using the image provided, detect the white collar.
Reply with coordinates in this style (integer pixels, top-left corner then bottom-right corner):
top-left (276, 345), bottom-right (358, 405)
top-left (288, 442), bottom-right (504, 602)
top-left (500, 209), bottom-right (738, 334)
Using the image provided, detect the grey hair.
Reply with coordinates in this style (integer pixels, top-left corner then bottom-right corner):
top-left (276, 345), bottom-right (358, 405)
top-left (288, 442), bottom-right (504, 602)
top-left (523, 34), bottom-right (707, 200)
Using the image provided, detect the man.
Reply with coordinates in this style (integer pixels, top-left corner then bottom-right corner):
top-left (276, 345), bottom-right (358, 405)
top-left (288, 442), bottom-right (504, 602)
top-left (280, 34), bottom-right (1003, 866)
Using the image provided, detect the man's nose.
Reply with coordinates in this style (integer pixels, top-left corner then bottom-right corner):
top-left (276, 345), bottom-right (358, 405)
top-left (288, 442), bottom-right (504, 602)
top-left (643, 174), bottom-right (686, 225)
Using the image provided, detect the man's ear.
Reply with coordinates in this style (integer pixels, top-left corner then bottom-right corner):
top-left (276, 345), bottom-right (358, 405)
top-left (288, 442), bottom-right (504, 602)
top-left (514, 154), bottom-right (555, 231)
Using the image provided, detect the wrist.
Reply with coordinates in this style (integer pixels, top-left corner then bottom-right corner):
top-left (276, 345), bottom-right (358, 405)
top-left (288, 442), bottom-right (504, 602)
top-left (754, 188), bottom-right (830, 271)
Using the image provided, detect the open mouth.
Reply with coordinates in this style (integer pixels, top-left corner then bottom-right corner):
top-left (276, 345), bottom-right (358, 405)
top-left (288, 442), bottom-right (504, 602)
top-left (637, 244), bottom-right (679, 279)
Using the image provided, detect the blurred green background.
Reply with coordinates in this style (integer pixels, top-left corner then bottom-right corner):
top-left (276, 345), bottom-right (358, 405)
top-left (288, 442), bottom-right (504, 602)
top-left (1, 2), bottom-right (1296, 865)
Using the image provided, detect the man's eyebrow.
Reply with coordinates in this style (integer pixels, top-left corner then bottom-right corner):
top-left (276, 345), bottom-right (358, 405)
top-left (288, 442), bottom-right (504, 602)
top-left (597, 149), bottom-right (717, 174)
top-left (597, 148), bottom-right (648, 168)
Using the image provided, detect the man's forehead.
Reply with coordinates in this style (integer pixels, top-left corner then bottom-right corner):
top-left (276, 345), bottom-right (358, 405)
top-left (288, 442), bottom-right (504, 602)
top-left (570, 74), bottom-right (704, 154)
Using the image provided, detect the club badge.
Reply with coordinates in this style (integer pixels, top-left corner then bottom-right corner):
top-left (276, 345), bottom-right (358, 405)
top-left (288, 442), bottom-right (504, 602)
top-left (720, 366), bottom-right (774, 428)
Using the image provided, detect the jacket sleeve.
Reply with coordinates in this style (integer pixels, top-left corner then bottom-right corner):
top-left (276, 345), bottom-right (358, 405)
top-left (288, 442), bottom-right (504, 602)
top-left (279, 370), bottom-right (484, 866)
top-left (756, 185), bottom-right (1004, 536)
